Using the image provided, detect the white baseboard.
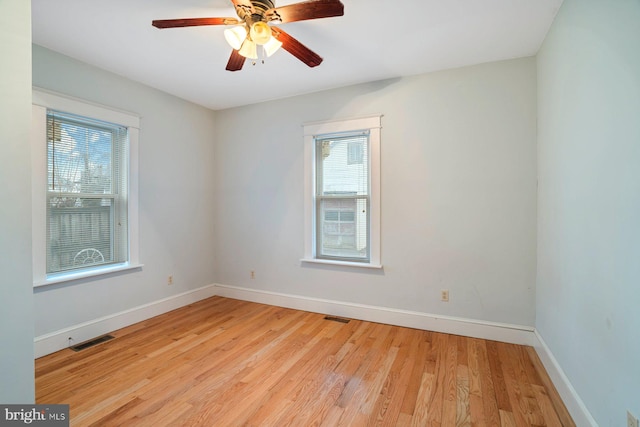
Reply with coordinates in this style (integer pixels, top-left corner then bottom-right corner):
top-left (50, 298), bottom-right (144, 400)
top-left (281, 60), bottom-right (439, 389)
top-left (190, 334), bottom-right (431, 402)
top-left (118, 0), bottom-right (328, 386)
top-left (213, 284), bottom-right (536, 346)
top-left (533, 330), bottom-right (598, 427)
top-left (34, 284), bottom-right (217, 358)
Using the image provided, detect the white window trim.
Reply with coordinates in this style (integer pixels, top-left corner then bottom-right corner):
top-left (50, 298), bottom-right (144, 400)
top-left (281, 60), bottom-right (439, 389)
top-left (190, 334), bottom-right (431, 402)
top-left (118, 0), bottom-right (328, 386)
top-left (302, 114), bottom-right (382, 269)
top-left (31, 88), bottom-right (142, 287)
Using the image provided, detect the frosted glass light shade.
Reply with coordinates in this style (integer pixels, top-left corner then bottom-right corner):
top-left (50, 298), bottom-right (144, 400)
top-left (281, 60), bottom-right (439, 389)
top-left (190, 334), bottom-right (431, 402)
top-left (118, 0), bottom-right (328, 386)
top-left (238, 39), bottom-right (258, 59)
top-left (224, 26), bottom-right (247, 50)
top-left (250, 21), bottom-right (272, 45)
top-left (263, 36), bottom-right (283, 57)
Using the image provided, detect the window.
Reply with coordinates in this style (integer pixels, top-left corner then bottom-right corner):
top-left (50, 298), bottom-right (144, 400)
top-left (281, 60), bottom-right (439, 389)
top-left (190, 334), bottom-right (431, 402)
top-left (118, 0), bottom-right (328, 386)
top-left (32, 89), bottom-right (141, 286)
top-left (303, 115), bottom-right (382, 268)
top-left (316, 133), bottom-right (369, 261)
top-left (46, 111), bottom-right (128, 274)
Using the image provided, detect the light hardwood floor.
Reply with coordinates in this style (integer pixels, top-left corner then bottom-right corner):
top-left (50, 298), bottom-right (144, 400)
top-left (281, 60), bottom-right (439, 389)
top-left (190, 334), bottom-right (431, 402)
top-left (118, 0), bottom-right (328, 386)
top-left (36, 296), bottom-right (574, 426)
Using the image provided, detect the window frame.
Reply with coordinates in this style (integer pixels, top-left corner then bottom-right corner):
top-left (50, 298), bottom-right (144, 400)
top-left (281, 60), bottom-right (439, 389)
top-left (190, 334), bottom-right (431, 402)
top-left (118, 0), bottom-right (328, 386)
top-left (302, 115), bottom-right (382, 269)
top-left (32, 88), bottom-right (142, 287)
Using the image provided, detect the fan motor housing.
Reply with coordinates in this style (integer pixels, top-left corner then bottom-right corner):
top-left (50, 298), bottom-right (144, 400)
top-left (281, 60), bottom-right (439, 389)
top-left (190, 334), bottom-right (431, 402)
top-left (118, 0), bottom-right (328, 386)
top-left (250, 0), bottom-right (274, 21)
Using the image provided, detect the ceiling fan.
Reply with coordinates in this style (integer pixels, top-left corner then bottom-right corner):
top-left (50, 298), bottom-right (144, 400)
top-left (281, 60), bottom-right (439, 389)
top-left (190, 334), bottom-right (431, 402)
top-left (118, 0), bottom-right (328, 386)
top-left (152, 0), bottom-right (344, 72)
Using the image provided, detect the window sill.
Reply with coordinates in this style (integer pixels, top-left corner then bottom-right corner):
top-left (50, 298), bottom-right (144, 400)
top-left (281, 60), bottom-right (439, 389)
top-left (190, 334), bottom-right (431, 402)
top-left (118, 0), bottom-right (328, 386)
top-left (34, 263), bottom-right (144, 288)
top-left (301, 258), bottom-right (383, 269)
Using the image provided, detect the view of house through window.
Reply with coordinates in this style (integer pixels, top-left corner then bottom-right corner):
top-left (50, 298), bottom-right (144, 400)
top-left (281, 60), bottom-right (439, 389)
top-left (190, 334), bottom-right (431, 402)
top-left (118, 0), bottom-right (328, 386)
top-left (46, 110), bottom-right (129, 274)
top-left (315, 133), bottom-right (369, 262)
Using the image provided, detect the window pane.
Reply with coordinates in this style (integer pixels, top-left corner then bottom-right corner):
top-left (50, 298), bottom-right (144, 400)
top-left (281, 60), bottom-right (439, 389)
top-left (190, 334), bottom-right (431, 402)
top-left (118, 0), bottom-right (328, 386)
top-left (48, 117), bottom-right (114, 195)
top-left (47, 198), bottom-right (114, 273)
top-left (318, 197), bottom-right (368, 261)
top-left (317, 135), bottom-right (368, 197)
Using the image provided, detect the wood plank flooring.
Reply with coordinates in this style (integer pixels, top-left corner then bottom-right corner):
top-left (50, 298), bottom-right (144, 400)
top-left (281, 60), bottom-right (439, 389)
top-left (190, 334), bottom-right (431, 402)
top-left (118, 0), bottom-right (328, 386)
top-left (36, 297), bottom-right (574, 426)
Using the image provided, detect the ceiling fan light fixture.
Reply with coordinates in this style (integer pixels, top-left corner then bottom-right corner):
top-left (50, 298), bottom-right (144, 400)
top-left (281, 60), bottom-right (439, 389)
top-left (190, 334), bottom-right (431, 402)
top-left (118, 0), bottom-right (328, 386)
top-left (152, 0), bottom-right (345, 71)
top-left (263, 36), bottom-right (283, 57)
top-left (224, 25), bottom-right (247, 50)
top-left (238, 39), bottom-right (258, 59)
top-left (250, 21), bottom-right (272, 45)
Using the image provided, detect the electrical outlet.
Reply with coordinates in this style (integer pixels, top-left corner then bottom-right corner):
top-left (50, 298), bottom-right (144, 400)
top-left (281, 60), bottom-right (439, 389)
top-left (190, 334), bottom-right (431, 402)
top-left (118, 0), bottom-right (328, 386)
top-left (167, 275), bottom-right (173, 285)
top-left (628, 411), bottom-right (639, 427)
top-left (441, 289), bottom-right (449, 302)
top-left (250, 270), bottom-right (255, 279)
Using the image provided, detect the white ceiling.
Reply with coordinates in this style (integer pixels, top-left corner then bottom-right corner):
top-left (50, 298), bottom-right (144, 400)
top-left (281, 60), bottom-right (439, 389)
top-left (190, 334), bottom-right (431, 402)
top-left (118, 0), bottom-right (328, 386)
top-left (31, 0), bottom-right (563, 110)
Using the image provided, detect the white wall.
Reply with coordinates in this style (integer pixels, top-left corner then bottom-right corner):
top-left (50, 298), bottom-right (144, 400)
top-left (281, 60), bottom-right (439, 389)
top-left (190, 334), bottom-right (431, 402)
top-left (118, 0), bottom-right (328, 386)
top-left (537, 0), bottom-right (640, 425)
top-left (31, 46), bottom-right (217, 337)
top-left (0, 0), bottom-right (35, 402)
top-left (214, 57), bottom-right (538, 326)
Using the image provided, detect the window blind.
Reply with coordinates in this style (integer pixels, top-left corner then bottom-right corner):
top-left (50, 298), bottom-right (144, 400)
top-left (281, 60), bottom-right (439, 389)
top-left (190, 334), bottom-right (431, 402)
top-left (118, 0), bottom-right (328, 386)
top-left (46, 110), bottom-right (129, 274)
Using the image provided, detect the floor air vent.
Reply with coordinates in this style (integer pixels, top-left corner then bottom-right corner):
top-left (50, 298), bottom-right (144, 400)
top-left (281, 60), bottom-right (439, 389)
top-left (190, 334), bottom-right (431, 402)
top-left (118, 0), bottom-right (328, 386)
top-left (324, 316), bottom-right (350, 324)
top-left (70, 334), bottom-right (115, 352)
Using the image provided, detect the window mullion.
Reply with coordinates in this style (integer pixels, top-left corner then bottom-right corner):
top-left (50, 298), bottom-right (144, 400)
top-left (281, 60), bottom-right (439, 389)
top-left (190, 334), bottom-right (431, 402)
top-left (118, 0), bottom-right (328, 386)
top-left (317, 194), bottom-right (368, 200)
top-left (47, 192), bottom-right (116, 198)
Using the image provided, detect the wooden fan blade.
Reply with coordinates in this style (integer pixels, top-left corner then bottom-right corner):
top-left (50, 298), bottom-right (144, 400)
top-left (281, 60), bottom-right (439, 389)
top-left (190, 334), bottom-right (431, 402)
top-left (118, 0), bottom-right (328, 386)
top-left (271, 26), bottom-right (323, 68)
top-left (226, 49), bottom-right (246, 72)
top-left (265, 0), bottom-right (344, 23)
top-left (152, 17), bottom-right (239, 28)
